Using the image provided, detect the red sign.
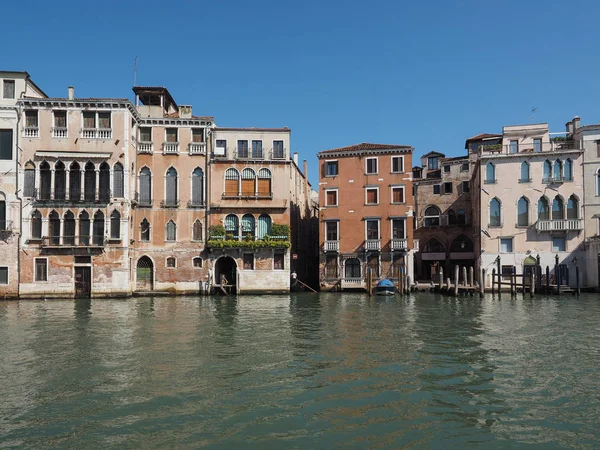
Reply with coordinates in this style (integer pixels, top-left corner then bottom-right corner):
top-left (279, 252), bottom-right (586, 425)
top-left (292, 254), bottom-right (298, 260)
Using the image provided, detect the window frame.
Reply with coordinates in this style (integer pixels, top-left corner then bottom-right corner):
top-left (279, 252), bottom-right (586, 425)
top-left (34, 258), bottom-right (48, 282)
top-left (274, 253), bottom-right (285, 270)
top-left (365, 219), bottom-right (380, 241)
top-left (460, 162), bottom-right (469, 172)
top-left (391, 185), bottom-right (405, 204)
top-left (365, 157), bottom-right (378, 175)
top-left (424, 206), bottom-right (441, 227)
top-left (391, 156), bottom-right (404, 173)
top-left (533, 138), bottom-right (542, 153)
top-left (461, 180), bottom-right (470, 193)
top-left (193, 257), bottom-right (203, 268)
top-left (243, 253), bottom-right (254, 270)
top-left (443, 182), bottom-right (453, 194)
top-left (428, 157), bottom-right (439, 170)
top-left (443, 164), bottom-right (451, 173)
top-left (325, 220), bottom-right (339, 241)
top-left (489, 197), bottom-right (502, 227)
top-left (166, 257), bottom-right (176, 268)
top-left (552, 236), bottom-right (567, 252)
top-left (0, 266), bottom-right (8, 285)
top-left (325, 188), bottom-right (338, 207)
top-left (499, 237), bottom-right (513, 253)
top-left (433, 184), bottom-right (441, 195)
top-left (391, 218), bottom-right (406, 239)
top-left (3, 79), bottom-right (15, 99)
top-left (365, 187), bottom-right (379, 205)
top-left (325, 160), bottom-right (338, 177)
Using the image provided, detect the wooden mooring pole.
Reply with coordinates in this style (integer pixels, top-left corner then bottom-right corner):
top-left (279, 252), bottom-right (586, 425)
top-left (469, 267), bottom-right (474, 288)
top-left (546, 266), bottom-right (550, 294)
top-left (576, 265), bottom-right (581, 296)
top-left (454, 265), bottom-right (459, 297)
top-left (479, 268), bottom-right (485, 298)
top-left (492, 268), bottom-right (496, 295)
top-left (439, 267), bottom-right (444, 290)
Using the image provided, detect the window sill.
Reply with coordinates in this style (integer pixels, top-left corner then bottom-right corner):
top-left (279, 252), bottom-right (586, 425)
top-left (488, 225), bottom-right (503, 229)
top-left (365, 203), bottom-right (379, 206)
top-left (390, 202), bottom-right (405, 205)
top-left (325, 205), bottom-right (338, 207)
top-left (390, 171), bottom-right (404, 174)
top-left (365, 173), bottom-right (379, 176)
top-left (325, 175), bottom-right (338, 178)
top-left (108, 238), bottom-right (121, 243)
top-left (515, 225), bottom-right (530, 229)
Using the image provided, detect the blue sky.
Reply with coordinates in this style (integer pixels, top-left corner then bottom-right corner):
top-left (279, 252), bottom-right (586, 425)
top-left (5, 0), bottom-right (600, 187)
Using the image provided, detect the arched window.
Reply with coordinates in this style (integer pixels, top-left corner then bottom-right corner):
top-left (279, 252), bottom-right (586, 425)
top-left (84, 162), bottom-right (96, 201)
top-left (552, 196), bottom-right (564, 220)
top-left (424, 206), bottom-right (441, 227)
top-left (489, 198), bottom-right (501, 226)
top-left (110, 210), bottom-right (120, 239)
top-left (554, 160), bottom-right (563, 181)
top-left (225, 214), bottom-right (239, 238)
top-left (242, 214), bottom-right (255, 239)
top-left (543, 160), bottom-right (552, 181)
top-left (165, 167), bottom-right (178, 206)
top-left (450, 235), bottom-right (473, 252)
top-left (447, 209), bottom-right (457, 225)
top-left (24, 161), bottom-right (35, 197)
top-left (191, 167), bottom-right (204, 207)
top-left (257, 214), bottom-right (272, 239)
top-left (54, 161), bottom-right (66, 200)
top-left (113, 162), bottom-right (124, 198)
top-left (99, 162), bottom-right (110, 202)
top-left (93, 211), bottom-right (104, 245)
top-left (139, 167), bottom-right (152, 205)
top-left (422, 238), bottom-right (444, 253)
top-left (520, 161), bottom-right (530, 182)
top-left (64, 210), bottom-right (75, 245)
top-left (193, 257), bottom-right (203, 268)
top-left (345, 258), bottom-right (361, 278)
top-left (567, 195), bottom-right (578, 219)
top-left (31, 210), bottom-right (42, 239)
top-left (517, 196), bottom-right (529, 226)
top-left (0, 195), bottom-right (5, 231)
top-left (40, 161), bottom-right (51, 200)
top-left (257, 168), bottom-right (272, 198)
top-left (192, 219), bottom-right (202, 241)
top-left (140, 218), bottom-right (150, 242)
top-left (79, 211), bottom-right (90, 245)
top-left (69, 162), bottom-right (81, 201)
top-left (166, 220), bottom-right (177, 241)
top-left (564, 159), bottom-right (573, 181)
top-left (538, 197), bottom-right (550, 221)
top-left (241, 168), bottom-right (256, 196)
top-left (457, 209), bottom-right (466, 225)
top-left (49, 210), bottom-right (60, 245)
top-left (166, 257), bottom-right (176, 268)
top-left (225, 168), bottom-right (239, 196)
top-left (485, 162), bottom-right (495, 183)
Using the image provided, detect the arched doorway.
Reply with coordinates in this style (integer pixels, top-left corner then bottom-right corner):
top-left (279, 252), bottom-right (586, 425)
top-left (136, 256), bottom-right (154, 291)
top-left (344, 258), bottom-right (361, 279)
top-left (215, 256), bottom-right (237, 294)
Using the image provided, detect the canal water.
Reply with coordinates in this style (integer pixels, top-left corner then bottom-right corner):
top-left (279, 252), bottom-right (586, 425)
top-left (1, 293), bottom-right (600, 449)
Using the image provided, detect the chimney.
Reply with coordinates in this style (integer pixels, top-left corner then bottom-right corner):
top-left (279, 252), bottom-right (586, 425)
top-left (566, 120), bottom-right (573, 135)
top-left (68, 86), bottom-right (74, 100)
top-left (293, 152), bottom-right (298, 165)
top-left (179, 105), bottom-right (192, 119)
top-left (573, 116), bottom-right (581, 130)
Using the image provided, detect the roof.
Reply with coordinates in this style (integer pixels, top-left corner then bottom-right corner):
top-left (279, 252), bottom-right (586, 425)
top-left (22, 97), bottom-right (130, 104)
top-left (0, 71), bottom-right (48, 98)
top-left (442, 155), bottom-right (469, 162)
top-left (166, 111), bottom-right (214, 120)
top-left (421, 150), bottom-right (445, 158)
top-left (576, 124), bottom-right (600, 132)
top-left (465, 133), bottom-right (502, 141)
top-left (320, 142), bottom-right (412, 154)
top-left (214, 127), bottom-right (290, 132)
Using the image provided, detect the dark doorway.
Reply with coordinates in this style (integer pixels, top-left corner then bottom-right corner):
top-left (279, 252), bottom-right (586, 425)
top-left (74, 267), bottom-right (91, 298)
top-left (215, 256), bottom-right (237, 294)
top-left (136, 256), bottom-right (154, 291)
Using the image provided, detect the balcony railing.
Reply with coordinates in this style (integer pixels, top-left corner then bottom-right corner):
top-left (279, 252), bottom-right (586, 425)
top-left (270, 148), bottom-right (286, 159)
top-left (138, 142), bottom-right (153, 154)
top-left (187, 200), bottom-right (205, 208)
top-left (160, 200), bottom-right (180, 208)
top-left (52, 127), bottom-right (68, 138)
top-left (542, 176), bottom-right (571, 184)
top-left (163, 142), bottom-right (180, 154)
top-left (188, 142), bottom-right (206, 155)
top-left (234, 149), bottom-right (264, 160)
top-left (390, 238), bottom-right (407, 250)
top-left (221, 192), bottom-right (273, 200)
top-left (23, 126), bottom-right (39, 138)
top-left (81, 128), bottom-right (112, 139)
top-left (134, 192), bottom-right (152, 207)
top-left (535, 219), bottom-right (583, 232)
top-left (32, 188), bottom-right (111, 203)
top-left (341, 278), bottom-right (365, 289)
top-left (365, 239), bottom-right (381, 251)
top-left (324, 240), bottom-right (339, 252)
top-left (41, 235), bottom-right (106, 248)
top-left (492, 140), bottom-right (582, 155)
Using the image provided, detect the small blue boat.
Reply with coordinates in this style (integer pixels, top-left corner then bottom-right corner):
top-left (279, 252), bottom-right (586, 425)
top-left (375, 279), bottom-right (396, 296)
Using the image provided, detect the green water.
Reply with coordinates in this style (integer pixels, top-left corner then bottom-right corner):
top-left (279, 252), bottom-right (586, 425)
top-left (1, 293), bottom-right (600, 449)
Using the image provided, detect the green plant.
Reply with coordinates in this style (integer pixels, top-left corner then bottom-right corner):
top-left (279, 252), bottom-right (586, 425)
top-left (478, 143), bottom-right (502, 151)
top-left (271, 223), bottom-right (290, 237)
top-left (209, 225), bottom-right (225, 237)
top-left (244, 233), bottom-right (253, 241)
top-left (207, 238), bottom-right (290, 250)
top-left (226, 233), bottom-right (234, 240)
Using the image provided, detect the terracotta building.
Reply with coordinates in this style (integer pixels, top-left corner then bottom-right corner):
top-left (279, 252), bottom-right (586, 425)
top-left (412, 151), bottom-right (474, 281)
top-left (317, 143), bottom-right (415, 291)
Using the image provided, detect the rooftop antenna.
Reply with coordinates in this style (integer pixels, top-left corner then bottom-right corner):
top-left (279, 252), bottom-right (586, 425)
top-left (133, 56), bottom-right (138, 87)
top-left (530, 106), bottom-right (537, 122)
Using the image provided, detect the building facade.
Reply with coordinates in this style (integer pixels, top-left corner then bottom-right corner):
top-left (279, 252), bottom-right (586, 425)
top-left (472, 123), bottom-right (585, 288)
top-left (413, 151), bottom-right (474, 281)
top-left (317, 143), bottom-right (415, 291)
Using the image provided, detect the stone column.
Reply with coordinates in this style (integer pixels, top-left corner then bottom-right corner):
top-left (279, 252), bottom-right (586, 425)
top-left (95, 169), bottom-right (100, 201)
top-left (80, 170), bottom-right (85, 201)
top-left (65, 162), bottom-right (71, 201)
top-left (50, 169), bottom-right (55, 200)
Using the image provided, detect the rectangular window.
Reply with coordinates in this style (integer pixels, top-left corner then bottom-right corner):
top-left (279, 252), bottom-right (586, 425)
top-left (192, 128), bottom-right (204, 142)
top-left (428, 157), bottom-right (438, 170)
top-left (366, 188), bottom-right (378, 205)
top-left (462, 181), bottom-right (470, 193)
top-left (98, 112), bottom-right (111, 129)
top-left (461, 163), bottom-right (469, 172)
top-left (274, 253), bottom-right (284, 270)
top-left (166, 128), bottom-right (178, 142)
top-left (510, 140), bottom-right (519, 153)
top-left (500, 238), bottom-right (513, 253)
top-left (54, 111), bottom-right (67, 128)
top-left (392, 218), bottom-right (406, 239)
top-left (237, 140), bottom-right (249, 158)
top-left (533, 138), bottom-right (542, 153)
top-left (243, 253), bottom-right (254, 270)
top-left (25, 110), bottom-right (38, 127)
top-left (74, 256), bottom-right (91, 264)
top-left (391, 186), bottom-right (405, 203)
top-left (597, 140), bottom-right (600, 158)
top-left (3, 80), bottom-right (15, 99)
top-left (35, 258), bottom-right (47, 282)
top-left (552, 237), bottom-right (566, 252)
top-left (443, 164), bottom-right (451, 173)
top-left (140, 127), bottom-right (152, 142)
top-left (216, 139), bottom-right (226, 149)
top-left (0, 129), bottom-right (13, 160)
top-left (366, 158), bottom-right (378, 174)
top-left (391, 156), bottom-right (404, 173)
top-left (326, 221), bottom-right (338, 241)
top-left (273, 140), bottom-right (284, 159)
top-left (433, 184), bottom-right (440, 195)
top-left (443, 182), bottom-right (452, 194)
top-left (325, 189), bottom-right (338, 206)
top-left (366, 220), bottom-right (379, 240)
top-left (0, 267), bottom-right (7, 284)
top-left (251, 140), bottom-right (263, 158)
top-left (325, 161), bottom-right (338, 176)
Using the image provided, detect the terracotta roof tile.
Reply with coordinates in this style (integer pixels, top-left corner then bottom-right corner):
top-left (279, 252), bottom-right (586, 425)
top-left (466, 133), bottom-right (502, 141)
top-left (320, 142), bottom-right (412, 153)
top-left (214, 127), bottom-right (290, 132)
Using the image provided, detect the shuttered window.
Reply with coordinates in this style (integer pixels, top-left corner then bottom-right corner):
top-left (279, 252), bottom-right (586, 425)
top-left (93, 211), bottom-right (104, 245)
top-left (84, 162), bottom-right (96, 201)
top-left (257, 214), bottom-right (271, 239)
top-left (113, 163), bottom-right (124, 198)
top-left (110, 210), bottom-right (120, 239)
top-left (69, 162), bottom-right (81, 201)
top-left (24, 163), bottom-right (35, 197)
top-left (166, 220), bottom-right (177, 241)
top-left (241, 168), bottom-right (255, 196)
top-left (392, 187), bottom-right (404, 203)
top-left (0, 130), bottom-right (13, 160)
top-left (192, 220), bottom-right (202, 241)
top-left (192, 168), bottom-right (203, 206)
top-left (79, 211), bottom-right (90, 245)
top-left (225, 215), bottom-right (239, 238)
top-left (139, 167), bottom-right (151, 203)
top-left (225, 169), bottom-right (239, 196)
top-left (31, 211), bottom-right (42, 239)
top-left (326, 190), bottom-right (337, 206)
top-left (257, 168), bottom-right (271, 197)
top-left (241, 214), bottom-right (255, 239)
top-left (366, 188), bottom-right (378, 204)
top-left (165, 167), bottom-right (178, 206)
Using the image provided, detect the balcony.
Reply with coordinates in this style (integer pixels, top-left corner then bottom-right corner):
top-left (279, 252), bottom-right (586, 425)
top-left (187, 200), bottom-right (205, 208)
top-left (160, 200), bottom-right (180, 208)
top-left (189, 142), bottom-right (206, 155)
top-left (542, 176), bottom-right (571, 184)
top-left (31, 188), bottom-right (111, 204)
top-left (162, 142), bottom-right (180, 155)
top-left (134, 192), bottom-right (152, 207)
top-left (207, 235), bottom-right (290, 249)
top-left (270, 148), bottom-right (286, 160)
top-left (535, 219), bottom-right (583, 232)
top-left (138, 142), bottom-right (153, 154)
top-left (497, 140), bottom-right (582, 155)
top-left (81, 128), bottom-right (112, 139)
top-left (365, 239), bottom-right (381, 251)
top-left (23, 126), bottom-right (39, 138)
top-left (390, 238), bottom-right (407, 250)
top-left (324, 240), bottom-right (339, 252)
top-left (221, 192), bottom-right (273, 200)
top-left (40, 235), bottom-right (106, 248)
top-left (52, 127), bottom-right (68, 139)
top-left (341, 278), bottom-right (365, 289)
top-left (235, 149), bottom-right (264, 160)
